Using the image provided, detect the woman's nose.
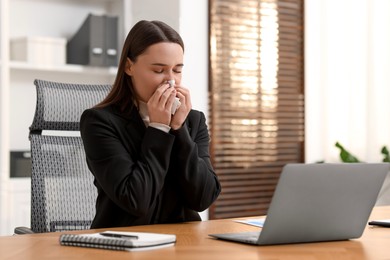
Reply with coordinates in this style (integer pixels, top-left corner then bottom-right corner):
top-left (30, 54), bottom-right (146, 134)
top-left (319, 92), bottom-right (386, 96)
top-left (165, 75), bottom-right (176, 84)
top-left (167, 69), bottom-right (176, 79)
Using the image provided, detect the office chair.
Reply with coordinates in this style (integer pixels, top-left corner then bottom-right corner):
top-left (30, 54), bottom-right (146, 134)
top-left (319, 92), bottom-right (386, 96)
top-left (14, 79), bottom-right (111, 234)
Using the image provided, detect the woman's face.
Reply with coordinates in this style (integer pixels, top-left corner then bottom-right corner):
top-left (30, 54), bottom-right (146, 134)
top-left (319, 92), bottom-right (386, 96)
top-left (125, 42), bottom-right (184, 102)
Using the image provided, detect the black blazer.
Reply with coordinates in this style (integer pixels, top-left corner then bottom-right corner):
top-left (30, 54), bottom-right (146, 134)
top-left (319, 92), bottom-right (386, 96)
top-left (80, 105), bottom-right (221, 228)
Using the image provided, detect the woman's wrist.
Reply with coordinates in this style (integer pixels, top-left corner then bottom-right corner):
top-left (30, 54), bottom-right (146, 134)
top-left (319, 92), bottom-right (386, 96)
top-left (149, 122), bottom-right (171, 133)
top-left (170, 123), bottom-right (182, 131)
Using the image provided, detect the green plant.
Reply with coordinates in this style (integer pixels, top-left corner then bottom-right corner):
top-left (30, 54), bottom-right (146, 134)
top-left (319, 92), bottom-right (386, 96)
top-left (335, 142), bottom-right (390, 163)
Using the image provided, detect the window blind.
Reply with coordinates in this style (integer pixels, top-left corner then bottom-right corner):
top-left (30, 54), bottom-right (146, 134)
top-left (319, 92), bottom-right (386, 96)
top-left (209, 0), bottom-right (304, 219)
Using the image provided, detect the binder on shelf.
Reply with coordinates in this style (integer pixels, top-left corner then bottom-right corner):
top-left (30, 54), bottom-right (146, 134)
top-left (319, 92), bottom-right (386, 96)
top-left (67, 14), bottom-right (118, 67)
top-left (105, 16), bottom-right (119, 67)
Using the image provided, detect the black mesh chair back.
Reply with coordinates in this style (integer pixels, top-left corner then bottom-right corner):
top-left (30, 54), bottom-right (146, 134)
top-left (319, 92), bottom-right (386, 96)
top-left (29, 79), bottom-right (111, 233)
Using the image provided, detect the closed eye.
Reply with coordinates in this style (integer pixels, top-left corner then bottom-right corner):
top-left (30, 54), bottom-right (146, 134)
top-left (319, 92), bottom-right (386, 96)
top-left (152, 68), bottom-right (183, 74)
top-left (151, 63), bottom-right (184, 74)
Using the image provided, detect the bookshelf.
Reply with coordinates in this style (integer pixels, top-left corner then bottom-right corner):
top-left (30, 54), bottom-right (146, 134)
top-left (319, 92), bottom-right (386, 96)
top-left (0, 0), bottom-right (207, 235)
top-left (0, 0), bottom-right (132, 236)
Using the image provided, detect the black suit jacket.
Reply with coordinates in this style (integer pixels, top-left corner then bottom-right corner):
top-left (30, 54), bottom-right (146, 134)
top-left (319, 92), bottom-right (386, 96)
top-left (80, 105), bottom-right (221, 228)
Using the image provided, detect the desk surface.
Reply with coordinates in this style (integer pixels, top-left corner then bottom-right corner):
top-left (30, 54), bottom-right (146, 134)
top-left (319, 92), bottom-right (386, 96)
top-left (1, 206), bottom-right (390, 260)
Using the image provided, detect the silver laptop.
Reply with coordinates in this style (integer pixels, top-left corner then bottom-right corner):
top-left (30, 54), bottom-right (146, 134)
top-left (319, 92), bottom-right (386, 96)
top-left (209, 163), bottom-right (389, 245)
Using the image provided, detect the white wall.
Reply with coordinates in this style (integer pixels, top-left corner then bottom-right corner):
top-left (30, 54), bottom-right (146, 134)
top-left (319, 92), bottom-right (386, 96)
top-left (305, 0), bottom-right (390, 163)
top-left (179, 0), bottom-right (209, 118)
top-left (130, 0), bottom-right (180, 31)
top-left (179, 0), bottom-right (209, 220)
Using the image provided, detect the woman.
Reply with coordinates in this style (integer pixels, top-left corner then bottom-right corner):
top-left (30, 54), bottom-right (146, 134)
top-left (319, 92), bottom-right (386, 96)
top-left (80, 20), bottom-right (221, 228)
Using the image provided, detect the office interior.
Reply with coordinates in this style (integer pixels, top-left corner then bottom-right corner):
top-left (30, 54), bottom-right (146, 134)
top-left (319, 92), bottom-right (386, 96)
top-left (0, 0), bottom-right (389, 236)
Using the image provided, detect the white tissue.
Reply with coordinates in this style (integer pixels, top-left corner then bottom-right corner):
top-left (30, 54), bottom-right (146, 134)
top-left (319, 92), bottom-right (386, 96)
top-left (171, 98), bottom-right (181, 115)
top-left (167, 80), bottom-right (180, 114)
top-left (168, 80), bottom-right (175, 88)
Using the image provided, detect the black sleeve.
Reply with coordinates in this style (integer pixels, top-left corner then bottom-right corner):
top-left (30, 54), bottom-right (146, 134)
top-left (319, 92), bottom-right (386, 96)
top-left (170, 111), bottom-right (221, 211)
top-left (80, 108), bottom-right (175, 217)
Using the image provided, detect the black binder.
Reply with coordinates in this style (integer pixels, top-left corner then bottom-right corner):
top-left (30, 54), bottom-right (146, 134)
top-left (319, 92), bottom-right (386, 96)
top-left (105, 16), bottom-right (118, 67)
top-left (67, 14), bottom-right (118, 67)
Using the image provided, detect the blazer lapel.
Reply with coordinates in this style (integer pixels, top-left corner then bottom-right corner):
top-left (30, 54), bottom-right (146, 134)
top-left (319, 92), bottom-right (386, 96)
top-left (109, 105), bottom-right (146, 151)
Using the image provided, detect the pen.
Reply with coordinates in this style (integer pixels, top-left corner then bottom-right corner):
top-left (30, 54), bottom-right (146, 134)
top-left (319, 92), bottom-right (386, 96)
top-left (99, 232), bottom-right (139, 239)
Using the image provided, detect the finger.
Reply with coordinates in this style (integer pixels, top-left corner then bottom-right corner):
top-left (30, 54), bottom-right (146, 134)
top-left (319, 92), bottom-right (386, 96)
top-left (149, 83), bottom-right (171, 103)
top-left (165, 91), bottom-right (177, 110)
top-left (160, 87), bottom-right (176, 105)
top-left (174, 86), bottom-right (190, 96)
top-left (175, 88), bottom-right (191, 106)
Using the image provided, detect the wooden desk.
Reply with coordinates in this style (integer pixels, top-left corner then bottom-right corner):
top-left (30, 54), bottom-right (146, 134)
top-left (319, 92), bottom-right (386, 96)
top-left (1, 206), bottom-right (390, 260)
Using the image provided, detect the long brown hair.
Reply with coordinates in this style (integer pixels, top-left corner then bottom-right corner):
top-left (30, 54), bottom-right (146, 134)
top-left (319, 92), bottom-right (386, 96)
top-left (96, 20), bottom-right (185, 114)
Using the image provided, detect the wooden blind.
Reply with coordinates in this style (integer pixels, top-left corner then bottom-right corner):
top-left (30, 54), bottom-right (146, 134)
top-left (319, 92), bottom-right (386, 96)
top-left (209, 0), bottom-right (305, 219)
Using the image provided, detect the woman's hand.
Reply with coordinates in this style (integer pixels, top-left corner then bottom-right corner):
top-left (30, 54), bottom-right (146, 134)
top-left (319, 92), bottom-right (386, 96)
top-left (170, 85), bottom-right (192, 130)
top-left (147, 83), bottom-right (177, 126)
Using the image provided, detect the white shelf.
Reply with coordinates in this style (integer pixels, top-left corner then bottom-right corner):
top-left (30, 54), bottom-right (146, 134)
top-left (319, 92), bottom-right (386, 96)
top-left (0, 0), bottom-right (130, 236)
top-left (10, 61), bottom-right (117, 76)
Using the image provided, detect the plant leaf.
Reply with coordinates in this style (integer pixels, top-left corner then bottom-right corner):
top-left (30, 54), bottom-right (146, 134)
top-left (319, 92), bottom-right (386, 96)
top-left (335, 142), bottom-right (361, 163)
top-left (381, 146), bottom-right (390, 162)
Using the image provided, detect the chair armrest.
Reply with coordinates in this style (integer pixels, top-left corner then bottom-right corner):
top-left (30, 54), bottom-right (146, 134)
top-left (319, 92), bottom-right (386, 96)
top-left (14, 226), bottom-right (35, 235)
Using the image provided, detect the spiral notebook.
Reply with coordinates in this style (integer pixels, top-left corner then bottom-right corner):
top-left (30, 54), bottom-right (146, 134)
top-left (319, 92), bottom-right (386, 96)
top-left (59, 231), bottom-right (176, 251)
